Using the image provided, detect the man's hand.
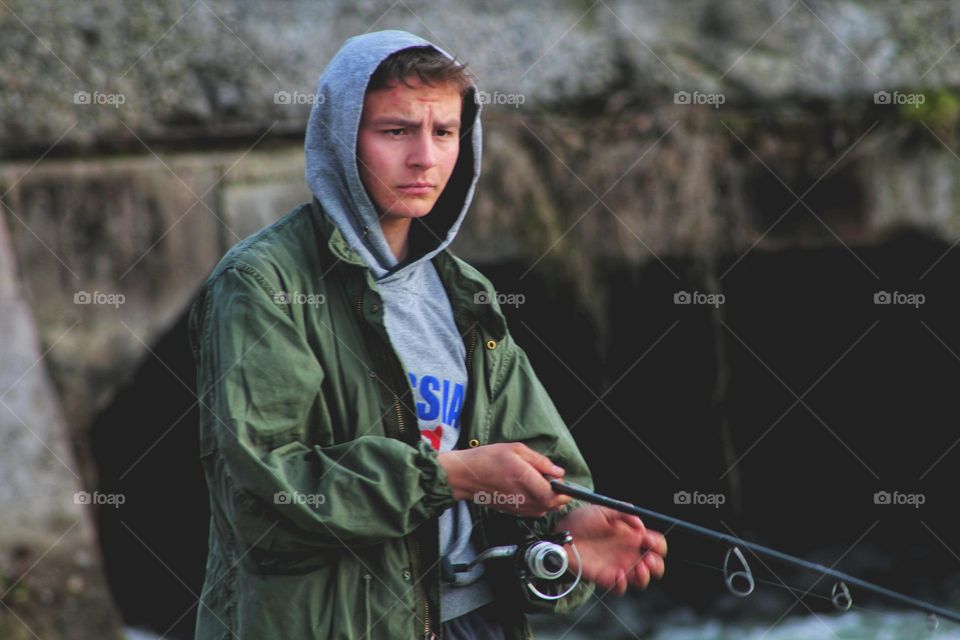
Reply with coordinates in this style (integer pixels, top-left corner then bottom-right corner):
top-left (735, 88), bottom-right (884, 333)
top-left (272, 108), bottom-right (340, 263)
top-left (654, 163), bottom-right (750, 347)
top-left (556, 505), bottom-right (667, 595)
top-left (436, 443), bottom-right (572, 517)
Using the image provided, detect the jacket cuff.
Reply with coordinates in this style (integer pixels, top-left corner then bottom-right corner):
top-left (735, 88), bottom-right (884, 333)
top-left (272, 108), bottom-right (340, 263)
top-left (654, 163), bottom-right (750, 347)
top-left (413, 440), bottom-right (457, 516)
top-left (535, 497), bottom-right (587, 536)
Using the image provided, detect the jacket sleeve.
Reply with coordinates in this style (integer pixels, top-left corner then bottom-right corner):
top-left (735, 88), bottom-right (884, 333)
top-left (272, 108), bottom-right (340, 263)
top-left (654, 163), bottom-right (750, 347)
top-left (482, 329), bottom-right (597, 615)
top-left (190, 263), bottom-right (456, 552)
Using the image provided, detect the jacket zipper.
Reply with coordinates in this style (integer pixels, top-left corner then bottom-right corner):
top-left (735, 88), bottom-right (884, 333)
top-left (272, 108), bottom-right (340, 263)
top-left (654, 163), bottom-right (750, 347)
top-left (411, 537), bottom-right (436, 639)
top-left (424, 574), bottom-right (433, 640)
top-left (393, 393), bottom-right (406, 436)
top-left (465, 325), bottom-right (478, 372)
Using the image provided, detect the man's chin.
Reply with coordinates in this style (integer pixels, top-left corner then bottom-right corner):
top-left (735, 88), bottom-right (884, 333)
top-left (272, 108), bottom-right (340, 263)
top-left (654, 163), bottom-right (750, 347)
top-left (382, 199), bottom-right (436, 219)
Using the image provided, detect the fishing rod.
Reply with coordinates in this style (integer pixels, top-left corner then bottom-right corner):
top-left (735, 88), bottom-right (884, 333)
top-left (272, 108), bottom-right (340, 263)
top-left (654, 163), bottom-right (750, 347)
top-left (549, 478), bottom-right (960, 625)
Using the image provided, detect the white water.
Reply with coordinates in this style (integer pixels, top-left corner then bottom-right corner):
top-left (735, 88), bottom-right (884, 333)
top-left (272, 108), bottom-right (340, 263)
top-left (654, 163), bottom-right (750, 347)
top-left (533, 607), bottom-right (951, 639)
top-left (646, 610), bottom-right (948, 640)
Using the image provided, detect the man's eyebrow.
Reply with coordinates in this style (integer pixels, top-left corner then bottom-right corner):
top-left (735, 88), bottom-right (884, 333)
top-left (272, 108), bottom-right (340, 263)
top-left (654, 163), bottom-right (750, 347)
top-left (371, 116), bottom-right (461, 128)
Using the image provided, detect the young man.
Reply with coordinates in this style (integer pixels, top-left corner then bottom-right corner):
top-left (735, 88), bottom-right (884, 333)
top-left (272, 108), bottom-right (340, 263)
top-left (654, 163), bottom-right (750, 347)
top-left (189, 30), bottom-right (666, 639)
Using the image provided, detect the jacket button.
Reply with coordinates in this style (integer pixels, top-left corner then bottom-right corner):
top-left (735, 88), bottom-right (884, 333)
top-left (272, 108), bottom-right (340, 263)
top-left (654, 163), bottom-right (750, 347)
top-left (402, 569), bottom-right (412, 581)
top-left (468, 438), bottom-right (480, 448)
top-left (368, 370), bottom-right (377, 379)
top-left (371, 304), bottom-right (379, 312)
top-left (485, 340), bottom-right (497, 350)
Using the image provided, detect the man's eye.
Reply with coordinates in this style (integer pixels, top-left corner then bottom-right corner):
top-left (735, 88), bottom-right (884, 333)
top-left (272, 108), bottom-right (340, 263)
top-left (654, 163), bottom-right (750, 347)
top-left (436, 130), bottom-right (455, 137)
top-left (384, 128), bottom-right (405, 136)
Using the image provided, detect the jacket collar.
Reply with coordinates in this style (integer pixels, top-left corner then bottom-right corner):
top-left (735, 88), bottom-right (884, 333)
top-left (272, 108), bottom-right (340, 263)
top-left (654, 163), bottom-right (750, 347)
top-left (310, 197), bottom-right (368, 267)
top-left (432, 251), bottom-right (507, 341)
top-left (309, 198), bottom-right (507, 341)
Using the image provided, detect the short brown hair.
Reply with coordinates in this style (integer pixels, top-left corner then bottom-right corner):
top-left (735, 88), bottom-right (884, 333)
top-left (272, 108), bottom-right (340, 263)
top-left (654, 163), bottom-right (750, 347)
top-left (367, 46), bottom-right (473, 96)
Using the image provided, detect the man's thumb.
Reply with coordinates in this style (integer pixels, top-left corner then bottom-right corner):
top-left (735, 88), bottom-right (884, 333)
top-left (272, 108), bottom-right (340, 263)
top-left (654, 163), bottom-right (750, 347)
top-left (517, 445), bottom-right (565, 478)
top-left (537, 454), bottom-right (565, 478)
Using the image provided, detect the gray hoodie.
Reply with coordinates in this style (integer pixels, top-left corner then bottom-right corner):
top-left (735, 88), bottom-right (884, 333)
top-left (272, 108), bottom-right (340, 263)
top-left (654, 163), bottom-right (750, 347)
top-left (304, 30), bottom-right (493, 623)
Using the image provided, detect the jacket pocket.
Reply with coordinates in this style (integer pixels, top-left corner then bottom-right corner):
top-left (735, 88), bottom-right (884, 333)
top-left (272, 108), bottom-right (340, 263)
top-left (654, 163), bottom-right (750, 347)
top-left (242, 545), bottom-right (338, 575)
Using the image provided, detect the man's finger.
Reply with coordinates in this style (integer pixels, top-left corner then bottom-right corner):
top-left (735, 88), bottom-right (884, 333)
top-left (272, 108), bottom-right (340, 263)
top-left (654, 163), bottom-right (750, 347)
top-left (630, 561), bottom-right (650, 590)
top-left (610, 511), bottom-right (646, 534)
top-left (643, 551), bottom-right (665, 580)
top-left (615, 569), bottom-right (628, 595)
top-left (643, 530), bottom-right (668, 557)
top-left (551, 493), bottom-right (573, 508)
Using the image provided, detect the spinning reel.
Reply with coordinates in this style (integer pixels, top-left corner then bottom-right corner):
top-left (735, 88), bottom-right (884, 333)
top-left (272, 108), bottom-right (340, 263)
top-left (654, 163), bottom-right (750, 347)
top-left (441, 530), bottom-right (583, 600)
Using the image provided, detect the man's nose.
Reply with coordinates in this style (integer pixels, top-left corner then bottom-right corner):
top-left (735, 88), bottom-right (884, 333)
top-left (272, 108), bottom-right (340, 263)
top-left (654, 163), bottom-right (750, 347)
top-left (408, 131), bottom-right (438, 169)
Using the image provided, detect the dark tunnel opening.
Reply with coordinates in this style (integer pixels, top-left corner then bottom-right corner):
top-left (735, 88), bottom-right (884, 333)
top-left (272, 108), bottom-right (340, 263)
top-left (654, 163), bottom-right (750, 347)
top-left (89, 312), bottom-right (207, 639)
top-left (88, 227), bottom-right (960, 634)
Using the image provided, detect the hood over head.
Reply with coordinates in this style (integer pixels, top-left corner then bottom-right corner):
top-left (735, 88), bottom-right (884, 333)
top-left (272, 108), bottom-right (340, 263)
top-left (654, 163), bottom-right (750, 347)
top-left (305, 30), bottom-right (482, 280)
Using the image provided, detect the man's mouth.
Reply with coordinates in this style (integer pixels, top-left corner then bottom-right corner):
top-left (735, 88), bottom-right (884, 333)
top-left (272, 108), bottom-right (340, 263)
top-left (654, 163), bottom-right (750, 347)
top-left (396, 182), bottom-right (435, 195)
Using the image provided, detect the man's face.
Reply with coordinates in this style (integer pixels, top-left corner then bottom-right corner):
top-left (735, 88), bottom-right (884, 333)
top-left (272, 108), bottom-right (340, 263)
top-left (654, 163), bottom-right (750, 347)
top-left (356, 77), bottom-right (462, 221)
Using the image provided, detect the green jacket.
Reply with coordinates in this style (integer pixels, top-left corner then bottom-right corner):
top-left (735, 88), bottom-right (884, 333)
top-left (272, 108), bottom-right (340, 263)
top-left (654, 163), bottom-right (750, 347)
top-left (189, 199), bottom-right (596, 639)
